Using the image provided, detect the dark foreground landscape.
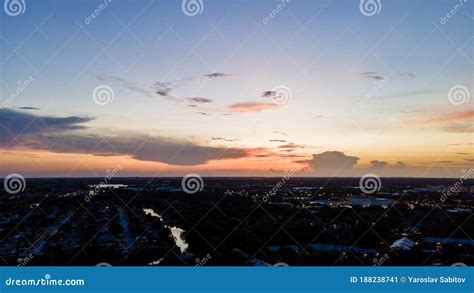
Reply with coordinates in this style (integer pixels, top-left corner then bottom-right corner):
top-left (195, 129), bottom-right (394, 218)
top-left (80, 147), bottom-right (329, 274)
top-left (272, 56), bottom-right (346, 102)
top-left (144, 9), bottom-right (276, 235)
top-left (1, 177), bottom-right (473, 266)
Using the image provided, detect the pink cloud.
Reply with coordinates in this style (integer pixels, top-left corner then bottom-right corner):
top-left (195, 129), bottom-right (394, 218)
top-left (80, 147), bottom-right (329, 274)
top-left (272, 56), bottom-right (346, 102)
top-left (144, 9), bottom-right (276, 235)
top-left (228, 102), bottom-right (281, 113)
top-left (405, 110), bottom-right (474, 125)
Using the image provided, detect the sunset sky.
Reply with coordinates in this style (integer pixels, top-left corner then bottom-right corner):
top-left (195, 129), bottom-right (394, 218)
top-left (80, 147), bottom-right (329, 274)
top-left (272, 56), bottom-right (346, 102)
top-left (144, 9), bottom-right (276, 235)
top-left (1, 0), bottom-right (472, 178)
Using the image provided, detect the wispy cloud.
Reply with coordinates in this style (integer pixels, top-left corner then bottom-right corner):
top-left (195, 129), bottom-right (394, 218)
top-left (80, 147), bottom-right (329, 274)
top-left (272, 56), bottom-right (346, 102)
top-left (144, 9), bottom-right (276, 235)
top-left (261, 91), bottom-right (276, 98)
top-left (277, 143), bottom-right (304, 150)
top-left (228, 102), bottom-right (281, 113)
top-left (273, 131), bottom-right (288, 136)
top-left (204, 73), bottom-right (231, 79)
top-left (212, 137), bottom-right (240, 142)
top-left (92, 73), bottom-right (284, 120)
top-left (91, 73), bottom-right (156, 97)
top-left (448, 143), bottom-right (474, 146)
top-left (360, 71), bottom-right (386, 81)
top-left (91, 73), bottom-right (217, 105)
top-left (407, 110), bottom-right (474, 125)
top-left (18, 107), bottom-right (40, 111)
top-left (187, 97), bottom-right (214, 104)
top-left (403, 109), bottom-right (474, 133)
top-left (440, 124), bottom-right (474, 133)
top-left (279, 153), bottom-right (307, 158)
top-left (154, 81), bottom-right (180, 100)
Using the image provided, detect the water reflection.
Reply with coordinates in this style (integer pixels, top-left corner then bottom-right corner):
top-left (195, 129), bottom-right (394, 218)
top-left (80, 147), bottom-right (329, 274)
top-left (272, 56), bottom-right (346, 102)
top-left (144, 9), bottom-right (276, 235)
top-left (118, 207), bottom-right (135, 251)
top-left (143, 208), bottom-right (189, 253)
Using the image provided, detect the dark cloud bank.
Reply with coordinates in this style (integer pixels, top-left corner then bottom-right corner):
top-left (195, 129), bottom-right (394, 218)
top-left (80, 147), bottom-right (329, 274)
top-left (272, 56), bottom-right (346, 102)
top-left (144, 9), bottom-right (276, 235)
top-left (0, 108), bottom-right (247, 166)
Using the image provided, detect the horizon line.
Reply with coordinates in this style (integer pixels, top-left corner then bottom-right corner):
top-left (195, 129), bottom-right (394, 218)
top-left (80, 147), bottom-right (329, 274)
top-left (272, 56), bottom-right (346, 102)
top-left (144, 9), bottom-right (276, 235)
top-left (2, 176), bottom-right (471, 180)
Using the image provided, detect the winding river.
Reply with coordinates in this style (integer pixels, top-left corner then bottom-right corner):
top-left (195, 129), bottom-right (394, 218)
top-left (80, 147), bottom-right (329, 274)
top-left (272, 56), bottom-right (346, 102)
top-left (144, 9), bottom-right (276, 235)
top-left (143, 208), bottom-right (189, 253)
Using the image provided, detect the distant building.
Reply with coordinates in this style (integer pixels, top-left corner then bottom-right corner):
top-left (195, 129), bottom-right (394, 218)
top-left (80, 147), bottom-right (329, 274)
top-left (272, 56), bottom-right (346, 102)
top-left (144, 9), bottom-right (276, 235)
top-left (406, 187), bottom-right (438, 193)
top-left (390, 237), bottom-right (415, 250)
top-left (88, 184), bottom-right (128, 189)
